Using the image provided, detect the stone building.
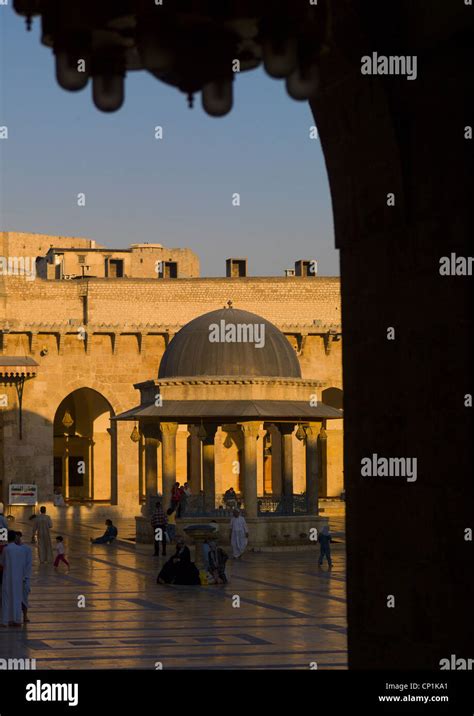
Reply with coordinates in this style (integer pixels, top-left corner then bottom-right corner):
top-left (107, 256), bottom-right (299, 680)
top-left (0, 231), bottom-right (343, 521)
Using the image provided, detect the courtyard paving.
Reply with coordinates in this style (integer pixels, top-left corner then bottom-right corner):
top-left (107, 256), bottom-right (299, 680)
top-left (0, 514), bottom-right (347, 670)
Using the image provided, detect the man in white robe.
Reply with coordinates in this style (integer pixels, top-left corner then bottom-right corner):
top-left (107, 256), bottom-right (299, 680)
top-left (230, 509), bottom-right (249, 559)
top-left (1, 530), bottom-right (27, 627)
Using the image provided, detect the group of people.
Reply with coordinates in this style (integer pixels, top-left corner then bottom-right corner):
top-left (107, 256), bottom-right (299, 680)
top-left (156, 538), bottom-right (230, 586)
top-left (151, 500), bottom-right (249, 586)
top-left (170, 482), bottom-right (191, 517)
top-left (29, 506), bottom-right (71, 569)
top-left (0, 488), bottom-right (334, 615)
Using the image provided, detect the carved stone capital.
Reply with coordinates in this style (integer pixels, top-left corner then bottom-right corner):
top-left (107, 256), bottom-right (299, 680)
top-left (160, 421), bottom-right (179, 438)
top-left (239, 420), bottom-right (262, 438)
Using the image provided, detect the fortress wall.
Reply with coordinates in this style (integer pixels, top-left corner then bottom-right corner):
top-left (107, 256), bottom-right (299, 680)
top-left (1, 275), bottom-right (341, 327)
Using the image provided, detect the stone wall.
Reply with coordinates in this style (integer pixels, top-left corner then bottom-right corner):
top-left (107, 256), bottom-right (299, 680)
top-left (0, 268), bottom-right (343, 515)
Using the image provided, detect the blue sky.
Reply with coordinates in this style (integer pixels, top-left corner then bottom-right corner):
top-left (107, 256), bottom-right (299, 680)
top-left (0, 8), bottom-right (339, 277)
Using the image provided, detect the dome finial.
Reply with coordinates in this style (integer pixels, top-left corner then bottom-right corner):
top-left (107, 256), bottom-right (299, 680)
top-left (226, 299), bottom-right (233, 309)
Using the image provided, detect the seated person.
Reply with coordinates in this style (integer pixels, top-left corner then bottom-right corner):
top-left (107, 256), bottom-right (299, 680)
top-left (90, 519), bottom-right (118, 544)
top-left (157, 539), bottom-right (200, 585)
top-left (53, 489), bottom-right (66, 507)
top-left (207, 541), bottom-right (228, 584)
top-left (223, 487), bottom-right (237, 509)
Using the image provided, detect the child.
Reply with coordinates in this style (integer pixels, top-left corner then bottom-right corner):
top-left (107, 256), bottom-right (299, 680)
top-left (54, 536), bottom-right (70, 571)
top-left (318, 525), bottom-right (333, 568)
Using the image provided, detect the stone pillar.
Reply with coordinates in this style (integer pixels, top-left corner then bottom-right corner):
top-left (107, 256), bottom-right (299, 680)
top-left (144, 425), bottom-right (160, 499)
top-left (160, 422), bottom-right (178, 510)
top-left (63, 434), bottom-right (70, 499)
top-left (279, 424), bottom-right (295, 513)
top-left (305, 422), bottom-right (320, 515)
top-left (188, 424), bottom-right (202, 494)
top-left (202, 424), bottom-right (218, 514)
top-left (87, 437), bottom-right (94, 501)
top-left (310, 3), bottom-right (474, 669)
top-left (317, 422), bottom-right (328, 498)
top-left (269, 424), bottom-right (282, 495)
top-left (239, 421), bottom-right (261, 519)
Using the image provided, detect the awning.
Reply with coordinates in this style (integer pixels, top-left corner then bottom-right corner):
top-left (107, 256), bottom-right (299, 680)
top-left (0, 356), bottom-right (39, 379)
top-left (114, 399), bottom-right (343, 422)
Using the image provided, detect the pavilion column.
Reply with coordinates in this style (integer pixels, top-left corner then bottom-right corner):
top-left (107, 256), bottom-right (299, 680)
top-left (305, 422), bottom-right (320, 515)
top-left (279, 424), bottom-right (295, 514)
top-left (61, 433), bottom-right (70, 500)
top-left (202, 424), bottom-right (218, 514)
top-left (317, 421), bottom-right (328, 497)
top-left (269, 424), bottom-right (282, 495)
top-left (143, 425), bottom-right (161, 499)
top-left (160, 422), bottom-right (178, 510)
top-left (188, 424), bottom-right (202, 495)
top-left (239, 421), bottom-right (261, 519)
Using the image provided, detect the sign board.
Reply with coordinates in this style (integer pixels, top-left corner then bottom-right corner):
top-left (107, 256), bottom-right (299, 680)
top-left (8, 483), bottom-right (38, 506)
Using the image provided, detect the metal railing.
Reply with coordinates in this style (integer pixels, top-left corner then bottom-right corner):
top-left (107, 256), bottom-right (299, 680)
top-left (174, 493), bottom-right (309, 517)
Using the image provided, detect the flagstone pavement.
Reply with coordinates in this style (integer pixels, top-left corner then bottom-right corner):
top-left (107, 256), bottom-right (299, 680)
top-left (0, 514), bottom-right (347, 670)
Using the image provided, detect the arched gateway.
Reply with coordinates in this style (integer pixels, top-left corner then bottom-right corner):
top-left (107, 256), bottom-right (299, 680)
top-left (54, 388), bottom-right (115, 502)
top-left (115, 305), bottom-right (342, 545)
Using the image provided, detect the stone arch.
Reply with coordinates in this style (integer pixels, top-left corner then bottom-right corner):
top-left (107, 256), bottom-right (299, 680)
top-left (45, 379), bottom-right (126, 423)
top-left (53, 387), bottom-right (116, 503)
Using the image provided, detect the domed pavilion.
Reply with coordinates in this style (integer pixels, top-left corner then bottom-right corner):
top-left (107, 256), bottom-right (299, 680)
top-left (116, 303), bottom-right (342, 545)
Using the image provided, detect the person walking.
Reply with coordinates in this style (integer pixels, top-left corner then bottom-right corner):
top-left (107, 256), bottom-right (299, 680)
top-left (54, 536), bottom-right (70, 571)
top-left (208, 541), bottom-right (228, 584)
top-left (230, 509), bottom-right (248, 559)
top-left (151, 501), bottom-right (168, 556)
top-left (318, 525), bottom-right (333, 568)
top-left (33, 506), bottom-right (53, 564)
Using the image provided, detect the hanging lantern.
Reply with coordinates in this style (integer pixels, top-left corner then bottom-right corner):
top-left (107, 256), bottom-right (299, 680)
top-left (202, 78), bottom-right (233, 117)
top-left (263, 35), bottom-right (297, 78)
top-left (130, 424), bottom-right (140, 443)
top-left (92, 72), bottom-right (125, 112)
top-left (62, 410), bottom-right (73, 429)
top-left (286, 62), bottom-right (319, 100)
top-left (55, 48), bottom-right (89, 92)
top-left (223, 433), bottom-right (233, 449)
top-left (197, 424), bottom-right (207, 440)
top-left (295, 423), bottom-right (306, 441)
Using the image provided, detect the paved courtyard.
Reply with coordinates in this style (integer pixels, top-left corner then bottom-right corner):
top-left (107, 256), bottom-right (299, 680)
top-left (1, 515), bottom-right (347, 670)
